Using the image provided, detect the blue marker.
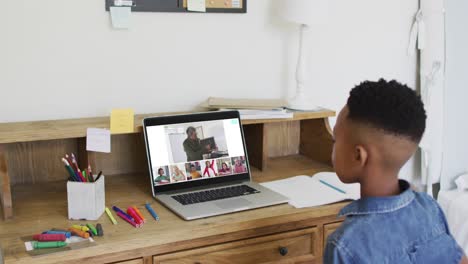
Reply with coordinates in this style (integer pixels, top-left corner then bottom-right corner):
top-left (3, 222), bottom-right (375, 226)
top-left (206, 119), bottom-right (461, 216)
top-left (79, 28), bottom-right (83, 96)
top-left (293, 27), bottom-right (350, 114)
top-left (112, 206), bottom-right (134, 221)
top-left (319, 179), bottom-right (347, 194)
top-left (42, 231), bottom-right (71, 238)
top-left (145, 203), bottom-right (159, 221)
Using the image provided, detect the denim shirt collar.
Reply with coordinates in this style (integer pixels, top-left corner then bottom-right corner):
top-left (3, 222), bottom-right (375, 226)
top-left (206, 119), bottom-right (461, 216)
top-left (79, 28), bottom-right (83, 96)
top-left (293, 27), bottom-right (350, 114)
top-left (339, 180), bottom-right (415, 217)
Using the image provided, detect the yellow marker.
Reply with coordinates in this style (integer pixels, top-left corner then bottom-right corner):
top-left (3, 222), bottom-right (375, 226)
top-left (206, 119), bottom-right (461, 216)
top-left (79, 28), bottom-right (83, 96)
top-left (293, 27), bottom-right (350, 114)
top-left (72, 225), bottom-right (89, 232)
top-left (110, 108), bottom-right (134, 134)
top-left (105, 207), bottom-right (118, 225)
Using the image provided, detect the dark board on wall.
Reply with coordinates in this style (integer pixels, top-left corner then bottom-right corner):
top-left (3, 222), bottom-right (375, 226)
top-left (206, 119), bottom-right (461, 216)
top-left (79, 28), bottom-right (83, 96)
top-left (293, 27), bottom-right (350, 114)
top-left (105, 0), bottom-right (247, 13)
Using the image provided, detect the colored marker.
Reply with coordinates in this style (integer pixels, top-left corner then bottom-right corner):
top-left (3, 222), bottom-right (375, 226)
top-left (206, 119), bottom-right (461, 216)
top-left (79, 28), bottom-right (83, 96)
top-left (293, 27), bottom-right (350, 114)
top-left (68, 228), bottom-right (90, 239)
top-left (127, 207), bottom-right (143, 225)
top-left (132, 206), bottom-right (146, 223)
top-left (33, 241), bottom-right (67, 249)
top-left (82, 170), bottom-right (87, 182)
top-left (96, 223), bottom-right (104, 236)
top-left (72, 225), bottom-right (89, 232)
top-left (112, 206), bottom-right (134, 221)
top-left (105, 207), bottom-right (118, 225)
top-left (87, 165), bottom-right (94, 182)
top-left (42, 231), bottom-right (71, 238)
top-left (319, 179), bottom-right (347, 194)
top-left (86, 223), bottom-right (98, 236)
top-left (145, 203), bottom-right (159, 221)
top-left (116, 211), bottom-right (138, 228)
top-left (32, 234), bottom-right (66, 242)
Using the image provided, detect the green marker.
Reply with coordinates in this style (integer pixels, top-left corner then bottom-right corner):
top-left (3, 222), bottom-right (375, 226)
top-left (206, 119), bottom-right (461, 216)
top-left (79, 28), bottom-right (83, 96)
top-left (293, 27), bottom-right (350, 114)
top-left (87, 223), bottom-right (98, 236)
top-left (33, 241), bottom-right (67, 249)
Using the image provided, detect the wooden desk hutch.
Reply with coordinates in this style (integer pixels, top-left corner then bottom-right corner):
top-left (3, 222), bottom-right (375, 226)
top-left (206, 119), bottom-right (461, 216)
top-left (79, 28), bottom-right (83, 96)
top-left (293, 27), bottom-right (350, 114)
top-left (0, 110), bottom-right (346, 264)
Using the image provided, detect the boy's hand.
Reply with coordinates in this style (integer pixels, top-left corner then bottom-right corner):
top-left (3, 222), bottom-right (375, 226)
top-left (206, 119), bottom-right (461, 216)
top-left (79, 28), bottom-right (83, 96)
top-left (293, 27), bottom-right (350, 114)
top-left (460, 255), bottom-right (468, 264)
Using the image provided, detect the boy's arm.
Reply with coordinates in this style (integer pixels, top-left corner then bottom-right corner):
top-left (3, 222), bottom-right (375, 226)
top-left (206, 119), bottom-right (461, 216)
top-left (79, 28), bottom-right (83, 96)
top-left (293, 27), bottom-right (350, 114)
top-left (323, 240), bottom-right (353, 264)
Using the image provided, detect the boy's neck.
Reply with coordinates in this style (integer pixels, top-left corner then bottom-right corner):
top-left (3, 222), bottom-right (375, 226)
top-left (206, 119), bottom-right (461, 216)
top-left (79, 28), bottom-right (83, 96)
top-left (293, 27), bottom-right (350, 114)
top-left (360, 171), bottom-right (401, 198)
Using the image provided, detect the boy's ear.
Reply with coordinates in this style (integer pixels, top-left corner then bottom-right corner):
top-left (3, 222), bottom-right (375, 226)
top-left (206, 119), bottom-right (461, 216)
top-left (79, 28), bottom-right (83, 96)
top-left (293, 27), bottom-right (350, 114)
top-left (354, 145), bottom-right (368, 167)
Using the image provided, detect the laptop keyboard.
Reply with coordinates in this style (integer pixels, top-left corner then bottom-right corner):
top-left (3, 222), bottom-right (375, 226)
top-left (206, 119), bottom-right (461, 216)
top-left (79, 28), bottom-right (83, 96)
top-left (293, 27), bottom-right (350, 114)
top-left (172, 185), bottom-right (261, 205)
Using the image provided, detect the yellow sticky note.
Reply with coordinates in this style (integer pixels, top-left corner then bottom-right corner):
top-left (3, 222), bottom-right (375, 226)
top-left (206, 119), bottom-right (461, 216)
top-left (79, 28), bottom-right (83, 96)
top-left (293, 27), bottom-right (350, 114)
top-left (110, 108), bottom-right (134, 134)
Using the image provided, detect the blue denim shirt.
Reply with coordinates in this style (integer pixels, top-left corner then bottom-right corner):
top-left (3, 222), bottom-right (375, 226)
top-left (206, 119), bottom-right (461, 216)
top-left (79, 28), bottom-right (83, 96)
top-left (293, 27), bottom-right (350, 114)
top-left (324, 180), bottom-right (464, 264)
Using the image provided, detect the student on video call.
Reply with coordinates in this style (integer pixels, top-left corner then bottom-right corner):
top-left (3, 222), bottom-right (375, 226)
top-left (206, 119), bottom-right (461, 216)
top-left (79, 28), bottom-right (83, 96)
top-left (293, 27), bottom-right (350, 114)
top-left (189, 164), bottom-right (202, 179)
top-left (203, 160), bottom-right (217, 177)
top-left (183, 126), bottom-right (215, 161)
top-left (233, 158), bottom-right (247, 174)
top-left (218, 162), bottom-right (231, 176)
top-left (155, 168), bottom-right (170, 184)
top-left (172, 166), bottom-right (186, 182)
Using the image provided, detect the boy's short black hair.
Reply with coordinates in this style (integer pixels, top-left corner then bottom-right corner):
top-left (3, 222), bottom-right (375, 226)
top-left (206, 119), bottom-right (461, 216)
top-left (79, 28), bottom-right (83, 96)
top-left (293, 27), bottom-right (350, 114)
top-left (346, 79), bottom-right (426, 143)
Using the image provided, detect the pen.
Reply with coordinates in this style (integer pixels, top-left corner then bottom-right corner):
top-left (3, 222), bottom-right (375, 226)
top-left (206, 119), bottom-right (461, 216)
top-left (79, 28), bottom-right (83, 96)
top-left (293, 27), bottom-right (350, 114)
top-left (95, 171), bottom-right (103, 182)
top-left (145, 203), bottom-right (159, 221)
top-left (319, 179), bottom-right (347, 194)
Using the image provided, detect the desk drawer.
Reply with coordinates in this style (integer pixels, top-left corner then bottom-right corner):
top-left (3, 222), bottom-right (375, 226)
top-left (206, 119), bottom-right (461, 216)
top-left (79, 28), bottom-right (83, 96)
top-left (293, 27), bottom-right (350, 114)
top-left (154, 227), bottom-right (319, 264)
top-left (112, 258), bottom-right (144, 264)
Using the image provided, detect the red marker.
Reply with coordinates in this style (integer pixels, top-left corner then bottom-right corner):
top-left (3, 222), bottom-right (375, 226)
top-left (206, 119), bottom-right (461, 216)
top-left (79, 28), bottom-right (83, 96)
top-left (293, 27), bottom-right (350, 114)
top-left (116, 211), bottom-right (139, 228)
top-left (32, 234), bottom-right (66, 242)
top-left (127, 207), bottom-right (143, 225)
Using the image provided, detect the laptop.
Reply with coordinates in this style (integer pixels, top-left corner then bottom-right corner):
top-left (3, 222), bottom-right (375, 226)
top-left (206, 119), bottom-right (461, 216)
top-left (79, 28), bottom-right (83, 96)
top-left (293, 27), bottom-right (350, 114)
top-left (142, 111), bottom-right (289, 220)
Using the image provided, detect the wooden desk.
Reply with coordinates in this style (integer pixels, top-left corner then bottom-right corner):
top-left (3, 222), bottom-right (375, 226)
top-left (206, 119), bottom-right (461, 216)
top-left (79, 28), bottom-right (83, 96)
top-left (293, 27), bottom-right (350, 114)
top-left (0, 109), bottom-right (344, 263)
top-left (1, 166), bottom-right (346, 264)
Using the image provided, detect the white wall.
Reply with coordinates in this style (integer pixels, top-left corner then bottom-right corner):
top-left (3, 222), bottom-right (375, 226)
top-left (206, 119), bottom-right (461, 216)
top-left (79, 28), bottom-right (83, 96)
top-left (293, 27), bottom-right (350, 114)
top-left (2, 0), bottom-right (417, 123)
top-left (1, 0), bottom-right (419, 177)
top-left (441, 0), bottom-right (468, 189)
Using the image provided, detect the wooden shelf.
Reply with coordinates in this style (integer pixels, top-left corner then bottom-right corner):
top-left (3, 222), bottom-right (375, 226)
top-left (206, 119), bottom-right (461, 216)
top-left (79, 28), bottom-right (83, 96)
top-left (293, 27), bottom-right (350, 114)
top-left (0, 171), bottom-right (345, 264)
top-left (0, 109), bottom-right (335, 221)
top-left (0, 110), bottom-right (335, 144)
top-left (240, 110), bottom-right (335, 125)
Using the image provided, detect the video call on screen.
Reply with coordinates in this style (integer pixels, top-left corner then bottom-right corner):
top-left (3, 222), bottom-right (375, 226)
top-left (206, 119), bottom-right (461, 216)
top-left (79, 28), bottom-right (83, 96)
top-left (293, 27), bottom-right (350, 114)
top-left (146, 119), bottom-right (247, 186)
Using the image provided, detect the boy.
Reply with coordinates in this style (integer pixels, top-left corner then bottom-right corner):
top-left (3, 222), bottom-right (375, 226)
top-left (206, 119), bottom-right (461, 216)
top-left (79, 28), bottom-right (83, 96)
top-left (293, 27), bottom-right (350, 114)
top-left (324, 79), bottom-right (467, 264)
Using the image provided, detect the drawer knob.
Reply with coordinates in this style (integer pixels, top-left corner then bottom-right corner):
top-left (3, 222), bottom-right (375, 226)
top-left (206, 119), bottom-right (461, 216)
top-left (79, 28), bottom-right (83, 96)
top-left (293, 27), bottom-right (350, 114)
top-left (279, 246), bottom-right (288, 256)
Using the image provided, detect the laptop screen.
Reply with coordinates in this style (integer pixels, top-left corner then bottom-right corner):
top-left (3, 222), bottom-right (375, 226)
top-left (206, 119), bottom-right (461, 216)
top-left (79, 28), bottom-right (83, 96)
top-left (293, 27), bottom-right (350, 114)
top-left (143, 111), bottom-right (250, 194)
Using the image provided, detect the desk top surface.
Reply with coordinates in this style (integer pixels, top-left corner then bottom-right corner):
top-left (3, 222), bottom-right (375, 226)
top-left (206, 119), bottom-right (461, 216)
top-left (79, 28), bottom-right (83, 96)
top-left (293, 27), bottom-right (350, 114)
top-left (0, 160), bottom-right (345, 264)
top-left (0, 109), bottom-right (335, 144)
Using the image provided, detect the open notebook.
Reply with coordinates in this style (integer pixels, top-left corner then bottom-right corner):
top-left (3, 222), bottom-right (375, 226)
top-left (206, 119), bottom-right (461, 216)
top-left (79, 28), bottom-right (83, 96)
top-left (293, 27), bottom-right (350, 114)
top-left (260, 172), bottom-right (360, 208)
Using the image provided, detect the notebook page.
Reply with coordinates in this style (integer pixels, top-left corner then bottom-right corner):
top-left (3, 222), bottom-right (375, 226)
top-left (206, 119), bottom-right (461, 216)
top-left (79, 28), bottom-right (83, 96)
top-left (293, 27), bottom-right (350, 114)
top-left (261, 175), bottom-right (354, 208)
top-left (312, 172), bottom-right (361, 200)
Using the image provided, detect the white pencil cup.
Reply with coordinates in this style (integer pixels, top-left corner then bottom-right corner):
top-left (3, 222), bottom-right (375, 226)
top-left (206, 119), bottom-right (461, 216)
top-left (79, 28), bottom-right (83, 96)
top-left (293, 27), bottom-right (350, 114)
top-left (67, 176), bottom-right (105, 220)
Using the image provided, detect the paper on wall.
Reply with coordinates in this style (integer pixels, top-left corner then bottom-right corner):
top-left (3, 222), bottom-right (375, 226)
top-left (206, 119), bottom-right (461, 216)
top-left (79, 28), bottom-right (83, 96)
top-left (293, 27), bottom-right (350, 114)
top-left (110, 6), bottom-right (131, 29)
top-left (187, 0), bottom-right (206, 12)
